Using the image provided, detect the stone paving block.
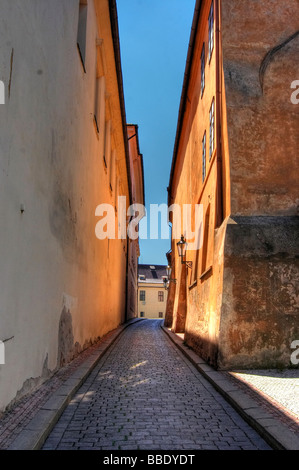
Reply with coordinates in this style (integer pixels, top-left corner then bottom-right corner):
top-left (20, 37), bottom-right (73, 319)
top-left (8, 428), bottom-right (44, 450)
top-left (256, 423), bottom-right (299, 450)
top-left (227, 390), bottom-right (265, 411)
top-left (40, 393), bottom-right (70, 412)
top-left (203, 372), bottom-right (240, 393)
top-left (54, 384), bottom-right (76, 397)
top-left (23, 409), bottom-right (57, 433)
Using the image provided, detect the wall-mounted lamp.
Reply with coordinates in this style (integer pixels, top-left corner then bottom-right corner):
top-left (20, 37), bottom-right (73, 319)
top-left (166, 265), bottom-right (172, 279)
top-left (163, 265), bottom-right (177, 291)
top-left (177, 235), bottom-right (192, 269)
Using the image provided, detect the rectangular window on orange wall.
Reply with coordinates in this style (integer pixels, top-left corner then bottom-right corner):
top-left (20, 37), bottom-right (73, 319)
top-left (202, 131), bottom-right (206, 181)
top-left (104, 120), bottom-right (111, 169)
top-left (159, 312), bottom-right (163, 318)
top-left (208, 1), bottom-right (214, 61)
top-left (158, 291), bottom-right (164, 302)
top-left (209, 98), bottom-right (215, 160)
top-left (201, 43), bottom-right (205, 97)
top-left (110, 149), bottom-right (116, 192)
top-left (77, 0), bottom-right (88, 72)
top-left (94, 78), bottom-right (100, 133)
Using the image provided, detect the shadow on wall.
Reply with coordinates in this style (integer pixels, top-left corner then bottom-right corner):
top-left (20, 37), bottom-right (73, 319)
top-left (184, 331), bottom-right (219, 368)
top-left (57, 307), bottom-right (101, 368)
top-left (57, 307), bottom-right (75, 367)
top-left (184, 328), bottom-right (299, 371)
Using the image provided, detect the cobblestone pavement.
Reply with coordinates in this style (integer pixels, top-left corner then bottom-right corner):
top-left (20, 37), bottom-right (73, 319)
top-left (42, 320), bottom-right (271, 450)
top-left (0, 328), bottom-right (121, 450)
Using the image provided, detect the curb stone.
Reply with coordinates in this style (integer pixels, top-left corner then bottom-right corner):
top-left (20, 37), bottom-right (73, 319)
top-left (161, 325), bottom-right (299, 451)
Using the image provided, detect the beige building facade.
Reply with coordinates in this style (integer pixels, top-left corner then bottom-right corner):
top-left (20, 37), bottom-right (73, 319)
top-left (138, 265), bottom-right (167, 319)
top-left (0, 0), bottom-right (143, 412)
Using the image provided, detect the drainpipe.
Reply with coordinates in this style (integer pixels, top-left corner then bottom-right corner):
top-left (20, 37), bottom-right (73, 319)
top-left (215, 0), bottom-right (223, 227)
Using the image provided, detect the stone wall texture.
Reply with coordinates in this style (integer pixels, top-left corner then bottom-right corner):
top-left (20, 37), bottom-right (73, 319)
top-left (167, 0), bottom-right (299, 370)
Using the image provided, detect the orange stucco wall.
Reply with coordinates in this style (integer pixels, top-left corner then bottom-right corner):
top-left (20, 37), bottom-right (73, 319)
top-left (222, 0), bottom-right (299, 216)
top-left (168, 0), bottom-right (227, 362)
top-left (167, 0), bottom-right (299, 369)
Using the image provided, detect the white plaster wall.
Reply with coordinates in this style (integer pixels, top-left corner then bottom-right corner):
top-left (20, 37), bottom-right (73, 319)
top-left (0, 0), bottom-right (128, 410)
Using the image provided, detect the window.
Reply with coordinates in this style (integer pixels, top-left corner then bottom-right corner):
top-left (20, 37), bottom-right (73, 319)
top-left (208, 1), bottom-right (214, 61)
top-left (140, 290), bottom-right (145, 301)
top-left (94, 79), bottom-right (100, 133)
top-left (140, 312), bottom-right (145, 318)
top-left (94, 76), bottom-right (105, 134)
top-left (104, 120), bottom-right (111, 169)
top-left (158, 291), bottom-right (164, 302)
top-left (201, 44), bottom-right (205, 97)
top-left (0, 80), bottom-right (4, 104)
top-left (209, 98), bottom-right (215, 160)
top-left (158, 312), bottom-right (163, 318)
top-left (202, 131), bottom-right (206, 182)
top-left (77, 0), bottom-right (88, 72)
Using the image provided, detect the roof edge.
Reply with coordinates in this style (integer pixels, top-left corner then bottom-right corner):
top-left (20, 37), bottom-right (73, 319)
top-left (168, 0), bottom-right (203, 203)
top-left (108, 0), bottom-right (133, 206)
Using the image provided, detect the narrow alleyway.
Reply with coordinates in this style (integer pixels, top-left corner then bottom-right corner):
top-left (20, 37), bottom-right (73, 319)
top-left (42, 320), bottom-right (271, 450)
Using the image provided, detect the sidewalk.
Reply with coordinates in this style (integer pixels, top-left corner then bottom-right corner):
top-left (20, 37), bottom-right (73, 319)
top-left (162, 326), bottom-right (299, 451)
top-left (0, 319), bottom-right (298, 451)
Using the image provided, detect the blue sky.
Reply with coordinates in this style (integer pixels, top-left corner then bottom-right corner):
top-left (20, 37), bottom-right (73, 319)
top-left (117, 0), bottom-right (196, 266)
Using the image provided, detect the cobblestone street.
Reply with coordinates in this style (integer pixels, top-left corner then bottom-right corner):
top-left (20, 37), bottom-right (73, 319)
top-left (42, 320), bottom-right (271, 450)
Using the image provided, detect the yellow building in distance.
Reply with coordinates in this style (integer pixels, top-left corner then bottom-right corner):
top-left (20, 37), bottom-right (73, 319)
top-left (138, 265), bottom-right (167, 319)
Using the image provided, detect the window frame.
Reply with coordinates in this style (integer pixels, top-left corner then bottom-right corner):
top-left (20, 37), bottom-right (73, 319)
top-left (201, 43), bottom-right (205, 97)
top-left (94, 76), bottom-right (105, 135)
top-left (139, 290), bottom-right (146, 301)
top-left (209, 98), bottom-right (215, 161)
top-left (104, 120), bottom-right (111, 170)
top-left (77, 0), bottom-right (88, 72)
top-left (158, 291), bottom-right (164, 302)
top-left (202, 131), bottom-right (206, 182)
top-left (208, 1), bottom-right (214, 62)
